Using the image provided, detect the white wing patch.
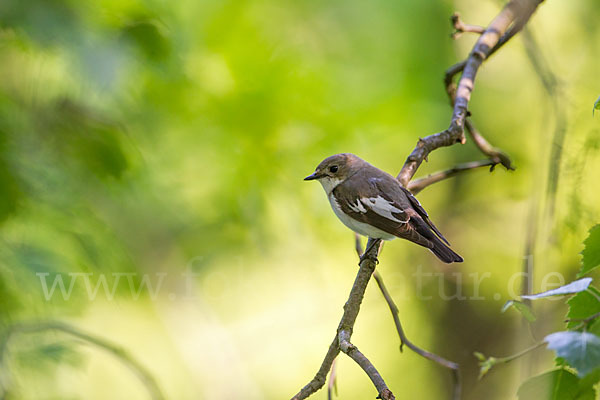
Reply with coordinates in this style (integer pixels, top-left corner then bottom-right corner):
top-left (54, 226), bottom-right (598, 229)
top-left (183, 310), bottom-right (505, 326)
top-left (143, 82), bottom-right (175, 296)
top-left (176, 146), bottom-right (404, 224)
top-left (347, 199), bottom-right (367, 213)
top-left (361, 196), bottom-right (408, 223)
top-left (328, 193), bottom-right (396, 240)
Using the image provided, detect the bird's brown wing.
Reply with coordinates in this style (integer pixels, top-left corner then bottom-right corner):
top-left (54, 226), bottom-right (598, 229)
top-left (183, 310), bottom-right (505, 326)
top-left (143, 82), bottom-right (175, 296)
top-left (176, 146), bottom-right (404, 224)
top-left (332, 172), bottom-right (435, 249)
top-left (399, 186), bottom-right (450, 245)
top-left (333, 170), bottom-right (462, 263)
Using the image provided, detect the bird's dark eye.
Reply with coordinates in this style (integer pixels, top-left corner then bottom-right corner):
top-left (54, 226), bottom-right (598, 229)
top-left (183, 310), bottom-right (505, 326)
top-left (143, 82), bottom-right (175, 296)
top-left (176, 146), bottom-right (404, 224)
top-left (329, 165), bottom-right (338, 173)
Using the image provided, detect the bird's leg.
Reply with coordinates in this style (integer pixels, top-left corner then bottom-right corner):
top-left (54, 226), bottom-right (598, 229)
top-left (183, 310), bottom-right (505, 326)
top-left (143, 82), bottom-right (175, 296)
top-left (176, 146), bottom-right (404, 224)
top-left (359, 237), bottom-right (380, 265)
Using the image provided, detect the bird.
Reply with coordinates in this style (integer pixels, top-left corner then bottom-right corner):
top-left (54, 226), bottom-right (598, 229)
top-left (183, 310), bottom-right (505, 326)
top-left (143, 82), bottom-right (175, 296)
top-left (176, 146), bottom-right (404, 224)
top-left (304, 153), bottom-right (463, 263)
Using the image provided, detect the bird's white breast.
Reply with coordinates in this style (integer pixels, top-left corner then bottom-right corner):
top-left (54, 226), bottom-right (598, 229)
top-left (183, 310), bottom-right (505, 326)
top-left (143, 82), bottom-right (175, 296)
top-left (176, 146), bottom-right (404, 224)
top-left (328, 193), bottom-right (396, 240)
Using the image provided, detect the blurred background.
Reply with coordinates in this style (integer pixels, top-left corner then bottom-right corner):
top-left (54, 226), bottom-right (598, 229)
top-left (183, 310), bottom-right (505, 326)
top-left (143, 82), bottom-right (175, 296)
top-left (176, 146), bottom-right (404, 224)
top-left (0, 0), bottom-right (599, 399)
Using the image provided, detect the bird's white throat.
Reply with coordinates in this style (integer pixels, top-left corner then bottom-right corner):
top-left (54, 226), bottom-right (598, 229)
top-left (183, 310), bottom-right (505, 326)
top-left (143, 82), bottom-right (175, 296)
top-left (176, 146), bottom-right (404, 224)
top-left (318, 177), bottom-right (343, 194)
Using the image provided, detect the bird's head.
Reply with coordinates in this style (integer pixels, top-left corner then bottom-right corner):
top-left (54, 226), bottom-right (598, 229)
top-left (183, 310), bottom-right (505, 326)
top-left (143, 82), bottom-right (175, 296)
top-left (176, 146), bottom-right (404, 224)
top-left (304, 153), bottom-right (364, 193)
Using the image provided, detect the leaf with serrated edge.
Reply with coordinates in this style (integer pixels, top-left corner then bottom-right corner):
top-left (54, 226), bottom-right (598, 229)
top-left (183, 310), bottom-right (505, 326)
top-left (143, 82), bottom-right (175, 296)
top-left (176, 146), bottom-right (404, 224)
top-left (579, 225), bottom-right (600, 277)
top-left (545, 331), bottom-right (600, 377)
top-left (566, 287), bottom-right (600, 331)
top-left (522, 278), bottom-right (592, 300)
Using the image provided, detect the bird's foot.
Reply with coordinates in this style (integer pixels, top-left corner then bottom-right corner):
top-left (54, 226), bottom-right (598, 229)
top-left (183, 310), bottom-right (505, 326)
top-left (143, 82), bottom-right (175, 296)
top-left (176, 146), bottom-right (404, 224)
top-left (359, 238), bottom-right (381, 265)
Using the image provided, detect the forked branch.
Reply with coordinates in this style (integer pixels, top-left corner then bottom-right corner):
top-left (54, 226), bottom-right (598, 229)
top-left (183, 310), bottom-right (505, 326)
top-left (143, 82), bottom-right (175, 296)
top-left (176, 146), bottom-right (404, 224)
top-left (292, 238), bottom-right (391, 400)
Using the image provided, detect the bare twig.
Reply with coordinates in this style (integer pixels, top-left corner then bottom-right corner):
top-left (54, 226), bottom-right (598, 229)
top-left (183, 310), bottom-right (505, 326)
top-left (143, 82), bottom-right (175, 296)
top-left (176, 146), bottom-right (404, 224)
top-left (444, 60), bottom-right (467, 102)
top-left (467, 120), bottom-right (515, 169)
top-left (520, 27), bottom-right (565, 222)
top-left (327, 358), bottom-right (337, 400)
top-left (435, 0), bottom-right (546, 180)
top-left (476, 341), bottom-right (545, 379)
top-left (408, 159), bottom-right (498, 195)
top-left (0, 321), bottom-right (165, 400)
top-left (292, 238), bottom-right (393, 400)
top-left (292, 335), bottom-right (340, 400)
top-left (444, 2), bottom-right (541, 103)
top-left (444, 65), bottom-right (514, 169)
top-left (338, 330), bottom-right (394, 400)
top-left (516, 29), bottom-right (565, 378)
top-left (517, 26), bottom-right (562, 304)
top-left (451, 12), bottom-right (485, 39)
top-left (373, 272), bottom-right (462, 400)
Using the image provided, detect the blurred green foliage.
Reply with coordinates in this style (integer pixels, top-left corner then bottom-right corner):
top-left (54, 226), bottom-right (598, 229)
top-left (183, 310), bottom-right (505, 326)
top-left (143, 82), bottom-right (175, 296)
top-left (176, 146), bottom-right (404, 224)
top-left (0, 0), bottom-right (600, 399)
top-left (480, 230), bottom-right (600, 395)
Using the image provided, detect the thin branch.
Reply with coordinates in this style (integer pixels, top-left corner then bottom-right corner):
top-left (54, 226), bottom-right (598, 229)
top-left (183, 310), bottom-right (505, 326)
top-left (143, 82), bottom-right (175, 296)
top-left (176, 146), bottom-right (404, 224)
top-left (466, 120), bottom-right (514, 169)
top-left (521, 196), bottom-right (537, 300)
top-left (407, 159), bottom-right (498, 195)
top-left (292, 238), bottom-right (393, 400)
top-left (354, 235), bottom-right (461, 400)
top-left (491, 341), bottom-right (546, 364)
top-left (444, 66), bottom-right (514, 169)
top-left (0, 321), bottom-right (165, 400)
top-left (448, 0), bottom-right (543, 133)
top-left (338, 331), bottom-right (394, 400)
top-left (451, 12), bottom-right (485, 39)
top-left (373, 272), bottom-right (462, 400)
top-left (520, 27), bottom-right (566, 222)
top-left (444, 6), bottom-right (533, 99)
top-left (444, 60), bottom-right (467, 101)
top-left (336, 237), bottom-right (393, 399)
top-left (327, 357), bottom-right (337, 400)
top-left (518, 25), bottom-right (562, 325)
top-left (292, 335), bottom-right (339, 400)
top-left (476, 341), bottom-right (545, 379)
top-left (372, 270), bottom-right (460, 372)
top-left (432, 0), bottom-right (546, 183)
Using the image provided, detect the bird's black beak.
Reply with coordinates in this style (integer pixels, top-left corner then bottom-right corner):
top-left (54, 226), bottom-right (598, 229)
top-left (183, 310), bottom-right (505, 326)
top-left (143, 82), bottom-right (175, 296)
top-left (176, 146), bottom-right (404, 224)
top-left (304, 172), bottom-right (322, 181)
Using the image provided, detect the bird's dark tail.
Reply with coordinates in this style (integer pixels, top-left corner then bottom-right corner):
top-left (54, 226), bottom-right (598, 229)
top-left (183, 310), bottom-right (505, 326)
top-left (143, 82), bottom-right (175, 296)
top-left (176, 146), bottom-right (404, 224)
top-left (429, 236), bottom-right (463, 264)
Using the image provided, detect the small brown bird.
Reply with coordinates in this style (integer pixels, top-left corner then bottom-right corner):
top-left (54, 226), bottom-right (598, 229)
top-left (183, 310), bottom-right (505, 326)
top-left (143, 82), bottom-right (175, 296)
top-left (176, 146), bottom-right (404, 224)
top-left (304, 153), bottom-right (463, 263)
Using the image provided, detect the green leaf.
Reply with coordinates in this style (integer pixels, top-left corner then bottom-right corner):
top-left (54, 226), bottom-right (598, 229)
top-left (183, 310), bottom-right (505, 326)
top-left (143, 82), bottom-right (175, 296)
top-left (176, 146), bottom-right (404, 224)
top-left (502, 300), bottom-right (536, 322)
top-left (579, 225), bottom-right (600, 276)
top-left (517, 369), bottom-right (595, 400)
top-left (579, 367), bottom-right (600, 391)
top-left (594, 96), bottom-right (600, 116)
top-left (522, 278), bottom-right (592, 300)
top-left (566, 287), bottom-right (600, 332)
top-left (545, 331), bottom-right (600, 377)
